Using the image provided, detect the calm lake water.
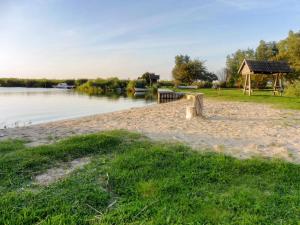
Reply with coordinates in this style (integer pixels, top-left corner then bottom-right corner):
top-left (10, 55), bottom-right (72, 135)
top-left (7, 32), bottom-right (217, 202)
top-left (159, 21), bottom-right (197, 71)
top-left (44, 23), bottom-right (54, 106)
top-left (0, 87), bottom-right (155, 129)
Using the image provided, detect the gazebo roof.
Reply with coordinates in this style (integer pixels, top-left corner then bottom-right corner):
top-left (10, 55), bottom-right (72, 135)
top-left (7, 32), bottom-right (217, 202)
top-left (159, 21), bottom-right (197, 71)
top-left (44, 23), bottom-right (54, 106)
top-left (238, 59), bottom-right (292, 75)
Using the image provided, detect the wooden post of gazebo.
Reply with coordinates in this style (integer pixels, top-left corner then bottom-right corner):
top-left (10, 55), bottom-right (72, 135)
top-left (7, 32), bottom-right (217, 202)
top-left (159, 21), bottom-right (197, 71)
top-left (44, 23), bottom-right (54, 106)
top-left (242, 73), bottom-right (252, 96)
top-left (273, 73), bottom-right (284, 96)
top-left (248, 73), bottom-right (251, 96)
top-left (238, 59), bottom-right (291, 96)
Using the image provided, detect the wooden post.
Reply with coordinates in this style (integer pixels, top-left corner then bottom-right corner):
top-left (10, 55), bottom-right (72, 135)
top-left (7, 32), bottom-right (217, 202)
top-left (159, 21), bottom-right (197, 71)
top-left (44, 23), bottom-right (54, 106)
top-left (248, 73), bottom-right (251, 96)
top-left (279, 73), bottom-right (283, 96)
top-left (243, 74), bottom-right (248, 95)
top-left (273, 74), bottom-right (278, 95)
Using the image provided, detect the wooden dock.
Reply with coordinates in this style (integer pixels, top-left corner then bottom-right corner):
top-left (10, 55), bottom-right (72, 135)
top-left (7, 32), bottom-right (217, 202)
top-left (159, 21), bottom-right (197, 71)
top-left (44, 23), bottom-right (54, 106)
top-left (157, 89), bottom-right (184, 103)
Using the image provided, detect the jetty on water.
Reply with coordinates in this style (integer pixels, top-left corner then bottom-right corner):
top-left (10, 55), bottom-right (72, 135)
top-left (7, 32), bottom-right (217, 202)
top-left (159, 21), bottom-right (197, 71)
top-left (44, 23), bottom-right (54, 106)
top-left (157, 89), bottom-right (184, 103)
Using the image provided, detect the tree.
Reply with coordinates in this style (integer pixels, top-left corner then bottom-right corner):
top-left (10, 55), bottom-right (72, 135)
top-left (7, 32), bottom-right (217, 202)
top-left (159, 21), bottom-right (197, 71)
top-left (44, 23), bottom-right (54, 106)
top-left (277, 30), bottom-right (300, 81)
top-left (216, 68), bottom-right (228, 82)
top-left (256, 40), bottom-right (278, 61)
top-left (226, 49), bottom-right (255, 87)
top-left (139, 72), bottom-right (159, 86)
top-left (172, 55), bottom-right (213, 84)
top-left (226, 30), bottom-right (300, 87)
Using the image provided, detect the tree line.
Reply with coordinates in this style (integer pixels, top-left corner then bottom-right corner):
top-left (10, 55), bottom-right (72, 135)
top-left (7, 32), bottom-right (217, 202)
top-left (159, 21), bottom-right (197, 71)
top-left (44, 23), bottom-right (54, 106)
top-left (226, 30), bottom-right (300, 87)
top-left (0, 78), bottom-right (80, 88)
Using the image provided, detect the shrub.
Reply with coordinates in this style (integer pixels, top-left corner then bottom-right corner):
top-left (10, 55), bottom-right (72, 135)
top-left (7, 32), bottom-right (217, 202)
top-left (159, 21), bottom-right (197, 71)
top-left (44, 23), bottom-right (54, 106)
top-left (126, 80), bottom-right (136, 92)
top-left (77, 81), bottom-right (104, 95)
top-left (191, 81), bottom-right (213, 88)
top-left (149, 84), bottom-right (158, 94)
top-left (158, 80), bottom-right (174, 87)
top-left (75, 79), bottom-right (89, 86)
top-left (285, 81), bottom-right (300, 97)
top-left (135, 79), bottom-right (146, 88)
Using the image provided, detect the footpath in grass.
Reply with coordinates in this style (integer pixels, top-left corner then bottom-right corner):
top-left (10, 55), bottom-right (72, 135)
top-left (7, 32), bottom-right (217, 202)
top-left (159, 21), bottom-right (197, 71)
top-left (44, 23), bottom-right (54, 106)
top-left (172, 88), bottom-right (300, 110)
top-left (1, 130), bottom-right (300, 224)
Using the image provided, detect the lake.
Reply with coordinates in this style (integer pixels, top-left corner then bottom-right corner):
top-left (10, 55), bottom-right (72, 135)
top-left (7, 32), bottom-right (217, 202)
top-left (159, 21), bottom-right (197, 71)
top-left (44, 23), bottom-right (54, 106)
top-left (0, 87), bottom-right (155, 129)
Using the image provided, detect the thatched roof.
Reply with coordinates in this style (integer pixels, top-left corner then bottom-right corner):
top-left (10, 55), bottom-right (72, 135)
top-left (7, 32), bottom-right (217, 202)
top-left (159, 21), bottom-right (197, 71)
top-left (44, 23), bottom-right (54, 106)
top-left (238, 59), bottom-right (292, 75)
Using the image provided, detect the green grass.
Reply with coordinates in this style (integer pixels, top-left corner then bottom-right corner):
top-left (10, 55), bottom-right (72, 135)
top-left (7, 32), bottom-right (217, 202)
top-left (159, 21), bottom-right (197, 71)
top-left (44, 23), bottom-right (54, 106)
top-left (172, 88), bottom-right (300, 110)
top-left (1, 130), bottom-right (300, 224)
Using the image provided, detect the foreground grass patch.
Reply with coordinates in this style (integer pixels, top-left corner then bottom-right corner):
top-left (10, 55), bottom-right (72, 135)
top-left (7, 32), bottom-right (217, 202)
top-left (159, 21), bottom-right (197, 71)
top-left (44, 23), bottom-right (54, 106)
top-left (1, 131), bottom-right (300, 224)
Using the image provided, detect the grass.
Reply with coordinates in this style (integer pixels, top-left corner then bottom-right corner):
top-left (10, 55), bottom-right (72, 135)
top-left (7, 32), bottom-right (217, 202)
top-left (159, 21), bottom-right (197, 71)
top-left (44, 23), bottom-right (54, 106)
top-left (171, 88), bottom-right (300, 110)
top-left (1, 130), bottom-right (300, 224)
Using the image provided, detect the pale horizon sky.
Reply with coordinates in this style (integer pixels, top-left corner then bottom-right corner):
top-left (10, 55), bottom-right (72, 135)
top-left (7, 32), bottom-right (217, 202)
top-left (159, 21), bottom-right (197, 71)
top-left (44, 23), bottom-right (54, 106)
top-left (0, 0), bottom-right (299, 80)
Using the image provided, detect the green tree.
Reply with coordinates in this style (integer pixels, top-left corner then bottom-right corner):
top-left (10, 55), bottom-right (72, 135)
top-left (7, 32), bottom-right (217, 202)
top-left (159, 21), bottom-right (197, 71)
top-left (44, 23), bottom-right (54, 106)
top-left (139, 72), bottom-right (159, 86)
top-left (256, 40), bottom-right (278, 60)
top-left (172, 55), bottom-right (211, 84)
top-left (226, 49), bottom-right (255, 87)
top-left (277, 30), bottom-right (300, 81)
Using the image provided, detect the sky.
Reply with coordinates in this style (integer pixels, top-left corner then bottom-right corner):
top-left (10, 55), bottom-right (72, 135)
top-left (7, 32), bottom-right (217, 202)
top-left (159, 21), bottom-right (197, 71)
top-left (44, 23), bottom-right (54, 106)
top-left (0, 0), bottom-right (299, 80)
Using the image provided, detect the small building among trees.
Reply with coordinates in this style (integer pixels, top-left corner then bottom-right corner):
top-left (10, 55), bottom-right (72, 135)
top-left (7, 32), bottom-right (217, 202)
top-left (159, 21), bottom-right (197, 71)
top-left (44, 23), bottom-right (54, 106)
top-left (140, 72), bottom-right (160, 86)
top-left (238, 59), bottom-right (292, 96)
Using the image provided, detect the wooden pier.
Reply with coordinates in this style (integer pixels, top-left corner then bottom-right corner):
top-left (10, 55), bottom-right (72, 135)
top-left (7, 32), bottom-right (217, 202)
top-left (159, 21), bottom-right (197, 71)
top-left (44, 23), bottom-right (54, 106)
top-left (157, 89), bottom-right (184, 103)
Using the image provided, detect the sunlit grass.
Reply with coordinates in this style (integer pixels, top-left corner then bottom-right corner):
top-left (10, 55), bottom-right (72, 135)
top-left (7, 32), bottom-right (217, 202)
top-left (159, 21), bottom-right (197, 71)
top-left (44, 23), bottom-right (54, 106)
top-left (1, 131), bottom-right (300, 224)
top-left (172, 88), bottom-right (300, 110)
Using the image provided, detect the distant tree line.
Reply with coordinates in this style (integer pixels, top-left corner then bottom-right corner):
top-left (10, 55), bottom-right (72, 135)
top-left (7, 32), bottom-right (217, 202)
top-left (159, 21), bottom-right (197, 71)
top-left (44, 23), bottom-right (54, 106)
top-left (0, 76), bottom-right (175, 95)
top-left (0, 78), bottom-right (76, 88)
top-left (226, 30), bottom-right (300, 88)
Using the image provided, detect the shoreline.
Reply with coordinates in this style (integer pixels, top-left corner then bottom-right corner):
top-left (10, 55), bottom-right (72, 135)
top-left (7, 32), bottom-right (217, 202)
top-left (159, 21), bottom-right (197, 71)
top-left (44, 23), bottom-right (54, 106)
top-left (1, 98), bottom-right (300, 163)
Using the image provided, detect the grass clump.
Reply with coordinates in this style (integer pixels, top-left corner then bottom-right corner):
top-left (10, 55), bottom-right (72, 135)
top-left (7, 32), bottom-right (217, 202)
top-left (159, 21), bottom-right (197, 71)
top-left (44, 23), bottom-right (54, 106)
top-left (1, 131), bottom-right (300, 224)
top-left (0, 139), bottom-right (25, 155)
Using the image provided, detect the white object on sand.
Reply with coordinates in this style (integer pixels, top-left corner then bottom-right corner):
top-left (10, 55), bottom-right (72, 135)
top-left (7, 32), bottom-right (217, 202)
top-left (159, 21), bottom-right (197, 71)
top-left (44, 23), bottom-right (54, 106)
top-left (186, 93), bottom-right (204, 118)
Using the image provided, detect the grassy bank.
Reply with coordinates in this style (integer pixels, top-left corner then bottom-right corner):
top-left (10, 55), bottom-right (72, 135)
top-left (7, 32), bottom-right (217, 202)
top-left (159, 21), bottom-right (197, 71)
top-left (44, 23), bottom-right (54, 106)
top-left (172, 88), bottom-right (300, 110)
top-left (1, 131), bottom-right (300, 224)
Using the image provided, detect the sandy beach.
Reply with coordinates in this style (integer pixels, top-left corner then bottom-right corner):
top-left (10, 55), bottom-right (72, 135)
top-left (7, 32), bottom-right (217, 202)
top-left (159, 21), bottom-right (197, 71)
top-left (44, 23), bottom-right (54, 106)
top-left (1, 98), bottom-right (300, 163)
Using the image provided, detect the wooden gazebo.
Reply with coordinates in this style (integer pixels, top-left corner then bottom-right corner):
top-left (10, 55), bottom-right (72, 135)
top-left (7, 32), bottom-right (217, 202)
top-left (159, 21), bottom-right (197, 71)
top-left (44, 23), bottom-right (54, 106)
top-left (238, 59), bottom-right (292, 96)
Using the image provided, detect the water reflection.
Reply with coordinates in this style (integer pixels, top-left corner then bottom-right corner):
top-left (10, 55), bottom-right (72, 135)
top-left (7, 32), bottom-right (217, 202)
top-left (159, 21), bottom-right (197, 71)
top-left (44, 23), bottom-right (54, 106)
top-left (0, 87), bottom-right (156, 129)
top-left (76, 89), bottom-right (157, 103)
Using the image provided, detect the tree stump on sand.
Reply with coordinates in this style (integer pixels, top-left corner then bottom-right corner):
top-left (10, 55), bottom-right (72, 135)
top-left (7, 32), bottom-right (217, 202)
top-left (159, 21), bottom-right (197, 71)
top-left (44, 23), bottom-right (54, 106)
top-left (186, 93), bottom-right (204, 119)
top-left (186, 106), bottom-right (196, 120)
top-left (194, 93), bottom-right (204, 116)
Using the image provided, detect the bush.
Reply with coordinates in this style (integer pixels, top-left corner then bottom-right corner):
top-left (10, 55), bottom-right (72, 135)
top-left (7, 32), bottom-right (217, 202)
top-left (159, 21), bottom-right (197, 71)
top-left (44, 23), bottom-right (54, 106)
top-left (126, 79), bottom-right (147, 92)
top-left (285, 81), bottom-right (300, 97)
top-left (77, 81), bottom-right (104, 95)
top-left (149, 84), bottom-right (158, 93)
top-left (158, 80), bottom-right (174, 87)
top-left (135, 79), bottom-right (146, 88)
top-left (191, 81), bottom-right (213, 88)
top-left (75, 79), bottom-right (89, 86)
top-left (126, 80), bottom-right (136, 92)
top-left (76, 77), bottom-right (129, 95)
top-left (0, 78), bottom-right (65, 88)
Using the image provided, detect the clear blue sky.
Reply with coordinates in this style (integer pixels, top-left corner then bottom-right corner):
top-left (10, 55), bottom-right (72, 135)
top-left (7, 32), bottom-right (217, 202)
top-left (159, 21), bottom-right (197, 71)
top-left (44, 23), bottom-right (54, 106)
top-left (0, 0), bottom-right (299, 79)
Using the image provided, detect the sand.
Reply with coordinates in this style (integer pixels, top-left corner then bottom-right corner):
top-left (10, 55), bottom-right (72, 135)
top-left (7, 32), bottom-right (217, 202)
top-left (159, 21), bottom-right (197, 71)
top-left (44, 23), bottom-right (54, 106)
top-left (34, 157), bottom-right (91, 186)
top-left (1, 98), bottom-right (300, 163)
